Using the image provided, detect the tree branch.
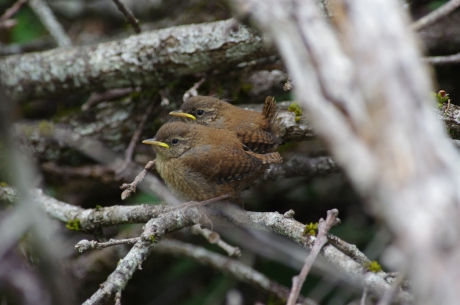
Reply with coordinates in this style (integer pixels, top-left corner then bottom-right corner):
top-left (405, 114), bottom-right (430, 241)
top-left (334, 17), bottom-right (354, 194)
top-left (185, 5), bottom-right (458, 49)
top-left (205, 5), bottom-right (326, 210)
top-left (423, 52), bottom-right (460, 65)
top-left (28, 0), bottom-right (71, 47)
top-left (155, 239), bottom-right (317, 305)
top-left (0, 19), bottom-right (272, 101)
top-left (228, 0), bottom-right (460, 304)
top-left (287, 209), bottom-right (339, 305)
top-left (412, 0), bottom-right (460, 31)
top-left (82, 205), bottom-right (205, 305)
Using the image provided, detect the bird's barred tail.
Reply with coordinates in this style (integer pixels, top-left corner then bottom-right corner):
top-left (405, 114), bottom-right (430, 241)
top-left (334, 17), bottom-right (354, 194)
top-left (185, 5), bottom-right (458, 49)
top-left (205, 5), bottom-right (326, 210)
top-left (262, 96), bottom-right (277, 121)
top-left (246, 151), bottom-right (283, 164)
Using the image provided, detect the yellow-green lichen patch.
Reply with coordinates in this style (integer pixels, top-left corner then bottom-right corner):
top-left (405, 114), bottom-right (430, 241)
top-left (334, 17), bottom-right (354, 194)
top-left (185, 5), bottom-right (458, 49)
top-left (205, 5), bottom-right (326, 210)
top-left (364, 260), bottom-right (382, 273)
top-left (303, 222), bottom-right (318, 236)
top-left (38, 120), bottom-right (55, 137)
top-left (66, 218), bottom-right (81, 231)
top-left (288, 102), bottom-right (303, 122)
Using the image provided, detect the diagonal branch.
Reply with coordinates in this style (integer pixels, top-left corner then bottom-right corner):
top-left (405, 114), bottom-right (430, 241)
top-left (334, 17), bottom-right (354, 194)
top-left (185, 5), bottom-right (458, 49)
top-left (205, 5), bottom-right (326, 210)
top-left (82, 205), bottom-right (205, 305)
top-left (412, 0), bottom-right (460, 31)
top-left (287, 209), bottom-right (340, 305)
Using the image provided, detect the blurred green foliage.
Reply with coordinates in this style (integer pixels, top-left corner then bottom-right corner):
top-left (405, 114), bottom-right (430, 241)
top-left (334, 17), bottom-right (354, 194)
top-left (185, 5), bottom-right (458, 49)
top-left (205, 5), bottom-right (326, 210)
top-left (9, 7), bottom-right (46, 43)
top-left (427, 0), bottom-right (449, 10)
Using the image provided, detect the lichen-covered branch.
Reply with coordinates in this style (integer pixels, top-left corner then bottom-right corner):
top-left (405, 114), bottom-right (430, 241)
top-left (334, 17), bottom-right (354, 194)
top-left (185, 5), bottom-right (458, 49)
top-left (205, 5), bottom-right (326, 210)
top-left (4, 186), bottom-right (411, 304)
top-left (209, 205), bottom-right (412, 304)
top-left (155, 239), bottom-right (317, 305)
top-left (262, 156), bottom-right (338, 181)
top-left (0, 19), bottom-right (273, 101)
top-left (30, 188), bottom-right (171, 232)
top-left (82, 206), bottom-right (204, 305)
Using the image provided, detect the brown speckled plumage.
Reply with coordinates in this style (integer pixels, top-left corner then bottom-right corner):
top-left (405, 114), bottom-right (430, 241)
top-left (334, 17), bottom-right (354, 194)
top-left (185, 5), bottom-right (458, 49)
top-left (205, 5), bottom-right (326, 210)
top-left (146, 122), bottom-right (282, 201)
top-left (173, 96), bottom-right (283, 153)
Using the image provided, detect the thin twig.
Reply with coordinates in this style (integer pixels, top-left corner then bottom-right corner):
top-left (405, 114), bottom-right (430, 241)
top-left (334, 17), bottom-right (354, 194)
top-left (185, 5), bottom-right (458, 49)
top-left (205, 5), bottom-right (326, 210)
top-left (0, 0), bottom-right (27, 21)
top-left (114, 291), bottom-right (122, 305)
top-left (183, 77), bottom-right (206, 102)
top-left (120, 160), bottom-right (156, 200)
top-left (191, 225), bottom-right (242, 257)
top-left (423, 53), bottom-right (460, 65)
top-left (28, 0), bottom-right (71, 47)
top-left (155, 239), bottom-right (317, 305)
top-left (283, 78), bottom-right (293, 91)
top-left (111, 0), bottom-right (141, 33)
top-left (412, 0), bottom-right (460, 31)
top-left (0, 19), bottom-right (17, 29)
top-left (82, 88), bottom-right (135, 111)
top-left (376, 273), bottom-right (406, 305)
top-left (326, 233), bottom-right (371, 265)
top-left (160, 90), bottom-right (170, 106)
top-left (360, 287), bottom-right (368, 305)
top-left (286, 209), bottom-right (340, 305)
top-left (75, 238), bottom-right (140, 253)
top-left (116, 102), bottom-right (155, 177)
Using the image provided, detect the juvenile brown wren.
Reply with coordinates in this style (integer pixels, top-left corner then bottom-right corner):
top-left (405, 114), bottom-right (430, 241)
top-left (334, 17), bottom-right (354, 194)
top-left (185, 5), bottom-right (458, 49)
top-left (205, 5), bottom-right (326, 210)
top-left (169, 96), bottom-right (283, 153)
top-left (142, 122), bottom-right (282, 202)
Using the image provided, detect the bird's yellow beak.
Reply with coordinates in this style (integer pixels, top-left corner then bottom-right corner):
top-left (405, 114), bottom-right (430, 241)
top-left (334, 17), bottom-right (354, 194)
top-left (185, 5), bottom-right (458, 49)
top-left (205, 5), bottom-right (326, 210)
top-left (142, 139), bottom-right (170, 149)
top-left (169, 110), bottom-right (196, 120)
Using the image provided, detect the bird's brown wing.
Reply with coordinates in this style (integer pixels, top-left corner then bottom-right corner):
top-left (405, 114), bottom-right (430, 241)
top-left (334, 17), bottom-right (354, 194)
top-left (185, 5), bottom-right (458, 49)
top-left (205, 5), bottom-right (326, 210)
top-left (182, 146), bottom-right (265, 184)
top-left (238, 129), bottom-right (283, 154)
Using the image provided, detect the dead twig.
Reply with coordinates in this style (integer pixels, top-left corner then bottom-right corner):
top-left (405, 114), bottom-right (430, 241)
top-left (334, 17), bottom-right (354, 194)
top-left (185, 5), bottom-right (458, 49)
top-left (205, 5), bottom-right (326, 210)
top-left (116, 101), bottom-right (155, 177)
top-left (0, 0), bottom-right (27, 21)
top-left (82, 88), bottom-right (136, 111)
top-left (191, 225), bottom-right (242, 257)
top-left (423, 53), bottom-right (460, 65)
top-left (286, 209), bottom-right (340, 305)
top-left (183, 77), bottom-right (206, 102)
top-left (111, 0), bottom-right (141, 33)
top-left (75, 237), bottom-right (140, 253)
top-left (412, 0), bottom-right (460, 31)
top-left (114, 291), bottom-right (122, 305)
top-left (120, 160), bottom-right (156, 200)
top-left (283, 78), bottom-right (293, 91)
top-left (28, 0), bottom-right (71, 47)
top-left (360, 287), bottom-right (368, 305)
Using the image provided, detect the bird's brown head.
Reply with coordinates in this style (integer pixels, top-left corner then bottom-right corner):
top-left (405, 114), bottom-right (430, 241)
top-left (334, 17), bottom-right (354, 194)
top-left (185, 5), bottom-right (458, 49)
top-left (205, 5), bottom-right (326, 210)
top-left (169, 96), bottom-right (228, 125)
top-left (142, 122), bottom-right (196, 159)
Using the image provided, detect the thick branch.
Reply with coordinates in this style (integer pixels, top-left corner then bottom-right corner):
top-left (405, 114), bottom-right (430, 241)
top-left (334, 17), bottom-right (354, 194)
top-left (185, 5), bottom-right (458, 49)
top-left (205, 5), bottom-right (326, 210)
top-left (0, 19), bottom-right (272, 101)
top-left (228, 1), bottom-right (460, 305)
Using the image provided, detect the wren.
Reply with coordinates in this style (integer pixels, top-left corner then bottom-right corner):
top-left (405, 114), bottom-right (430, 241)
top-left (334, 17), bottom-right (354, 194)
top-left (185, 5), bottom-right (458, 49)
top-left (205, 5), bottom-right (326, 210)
top-left (142, 122), bottom-right (282, 202)
top-left (169, 96), bottom-right (283, 153)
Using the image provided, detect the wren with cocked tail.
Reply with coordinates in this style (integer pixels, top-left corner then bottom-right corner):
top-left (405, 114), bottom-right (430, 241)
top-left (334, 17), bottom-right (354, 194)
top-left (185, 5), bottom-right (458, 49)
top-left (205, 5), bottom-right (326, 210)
top-left (142, 122), bottom-right (282, 202)
top-left (169, 96), bottom-right (283, 154)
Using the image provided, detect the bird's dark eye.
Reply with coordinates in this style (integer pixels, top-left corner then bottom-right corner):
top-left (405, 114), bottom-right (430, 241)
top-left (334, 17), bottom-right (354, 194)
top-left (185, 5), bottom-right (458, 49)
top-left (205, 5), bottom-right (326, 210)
top-left (171, 139), bottom-right (179, 144)
top-left (196, 109), bottom-right (204, 116)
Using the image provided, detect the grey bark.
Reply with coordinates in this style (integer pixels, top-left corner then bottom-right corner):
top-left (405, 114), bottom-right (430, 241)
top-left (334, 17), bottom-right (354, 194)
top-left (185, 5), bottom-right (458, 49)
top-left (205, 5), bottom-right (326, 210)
top-left (0, 19), bottom-right (272, 101)
top-left (228, 0), bottom-right (460, 305)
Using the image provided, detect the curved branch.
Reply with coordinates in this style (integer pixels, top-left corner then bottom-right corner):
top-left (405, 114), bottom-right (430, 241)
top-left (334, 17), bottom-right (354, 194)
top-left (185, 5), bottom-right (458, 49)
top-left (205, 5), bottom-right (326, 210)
top-left (0, 19), bottom-right (272, 101)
